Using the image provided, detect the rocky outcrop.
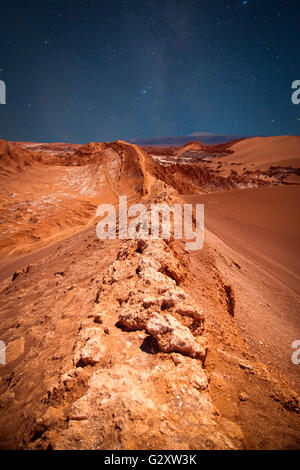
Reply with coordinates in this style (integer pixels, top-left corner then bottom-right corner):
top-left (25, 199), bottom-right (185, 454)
top-left (1, 138), bottom-right (300, 451)
top-left (53, 358), bottom-right (243, 450)
top-left (147, 312), bottom-right (208, 362)
top-left (73, 327), bottom-right (103, 367)
top-left (38, 236), bottom-right (244, 450)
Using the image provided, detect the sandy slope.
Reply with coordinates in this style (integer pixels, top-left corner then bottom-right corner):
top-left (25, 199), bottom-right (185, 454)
top-left (187, 185), bottom-right (300, 294)
top-left (184, 185), bottom-right (300, 386)
top-left (227, 136), bottom-right (300, 170)
top-left (0, 140), bottom-right (144, 261)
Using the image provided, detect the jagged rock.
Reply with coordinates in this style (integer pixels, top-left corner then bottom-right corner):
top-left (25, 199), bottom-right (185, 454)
top-left (118, 306), bottom-right (149, 331)
top-left (239, 392), bottom-right (249, 402)
top-left (138, 263), bottom-right (174, 287)
top-left (137, 255), bottom-right (161, 274)
top-left (160, 295), bottom-right (175, 310)
top-left (60, 373), bottom-right (74, 391)
top-left (36, 406), bottom-right (64, 428)
top-left (175, 303), bottom-right (199, 316)
top-left (239, 362), bottom-right (253, 371)
top-left (160, 255), bottom-right (183, 284)
top-left (74, 327), bottom-right (102, 366)
top-left (51, 363), bottom-right (243, 450)
top-left (190, 372), bottom-right (209, 391)
top-left (175, 303), bottom-right (205, 333)
top-left (80, 342), bottom-right (102, 366)
top-left (140, 240), bottom-right (184, 284)
top-left (105, 259), bottom-right (135, 283)
top-left (159, 288), bottom-right (187, 310)
top-left (146, 312), bottom-right (208, 362)
top-left (60, 368), bottom-right (80, 390)
top-left (142, 296), bottom-right (158, 308)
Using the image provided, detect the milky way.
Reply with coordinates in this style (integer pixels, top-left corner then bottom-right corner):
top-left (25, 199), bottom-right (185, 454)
top-left (0, 0), bottom-right (299, 142)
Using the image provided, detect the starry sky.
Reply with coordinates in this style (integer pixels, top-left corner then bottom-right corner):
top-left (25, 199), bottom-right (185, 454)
top-left (0, 0), bottom-right (299, 143)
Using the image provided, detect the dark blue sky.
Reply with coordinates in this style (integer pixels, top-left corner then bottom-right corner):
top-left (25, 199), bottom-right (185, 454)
top-left (0, 0), bottom-right (299, 143)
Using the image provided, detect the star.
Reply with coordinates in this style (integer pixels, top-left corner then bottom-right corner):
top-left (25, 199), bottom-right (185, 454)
top-left (140, 85), bottom-right (153, 96)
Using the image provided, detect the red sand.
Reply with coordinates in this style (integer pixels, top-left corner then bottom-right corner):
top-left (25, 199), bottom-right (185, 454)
top-left (227, 135), bottom-right (300, 170)
top-left (0, 136), bottom-right (299, 450)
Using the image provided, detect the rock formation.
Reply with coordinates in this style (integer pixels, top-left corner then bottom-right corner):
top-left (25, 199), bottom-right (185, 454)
top-left (0, 137), bottom-right (299, 450)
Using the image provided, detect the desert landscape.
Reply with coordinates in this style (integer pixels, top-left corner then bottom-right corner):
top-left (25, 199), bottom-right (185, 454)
top-left (0, 135), bottom-right (299, 450)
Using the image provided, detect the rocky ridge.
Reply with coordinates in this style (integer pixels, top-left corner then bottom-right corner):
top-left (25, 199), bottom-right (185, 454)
top-left (0, 138), bottom-right (299, 450)
top-left (30, 234), bottom-right (244, 450)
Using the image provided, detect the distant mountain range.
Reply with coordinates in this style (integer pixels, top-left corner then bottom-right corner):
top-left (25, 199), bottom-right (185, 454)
top-left (129, 132), bottom-right (258, 146)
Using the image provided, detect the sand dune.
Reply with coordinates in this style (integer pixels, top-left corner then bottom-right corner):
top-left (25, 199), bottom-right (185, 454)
top-left (184, 185), bottom-right (300, 383)
top-left (227, 135), bottom-right (300, 170)
top-left (187, 186), bottom-right (300, 293)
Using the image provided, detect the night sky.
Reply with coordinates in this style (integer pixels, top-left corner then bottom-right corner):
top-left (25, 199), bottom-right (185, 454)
top-left (0, 0), bottom-right (299, 143)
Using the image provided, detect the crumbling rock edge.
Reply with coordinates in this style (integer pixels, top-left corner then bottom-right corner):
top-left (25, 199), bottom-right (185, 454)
top-left (28, 236), bottom-right (245, 450)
